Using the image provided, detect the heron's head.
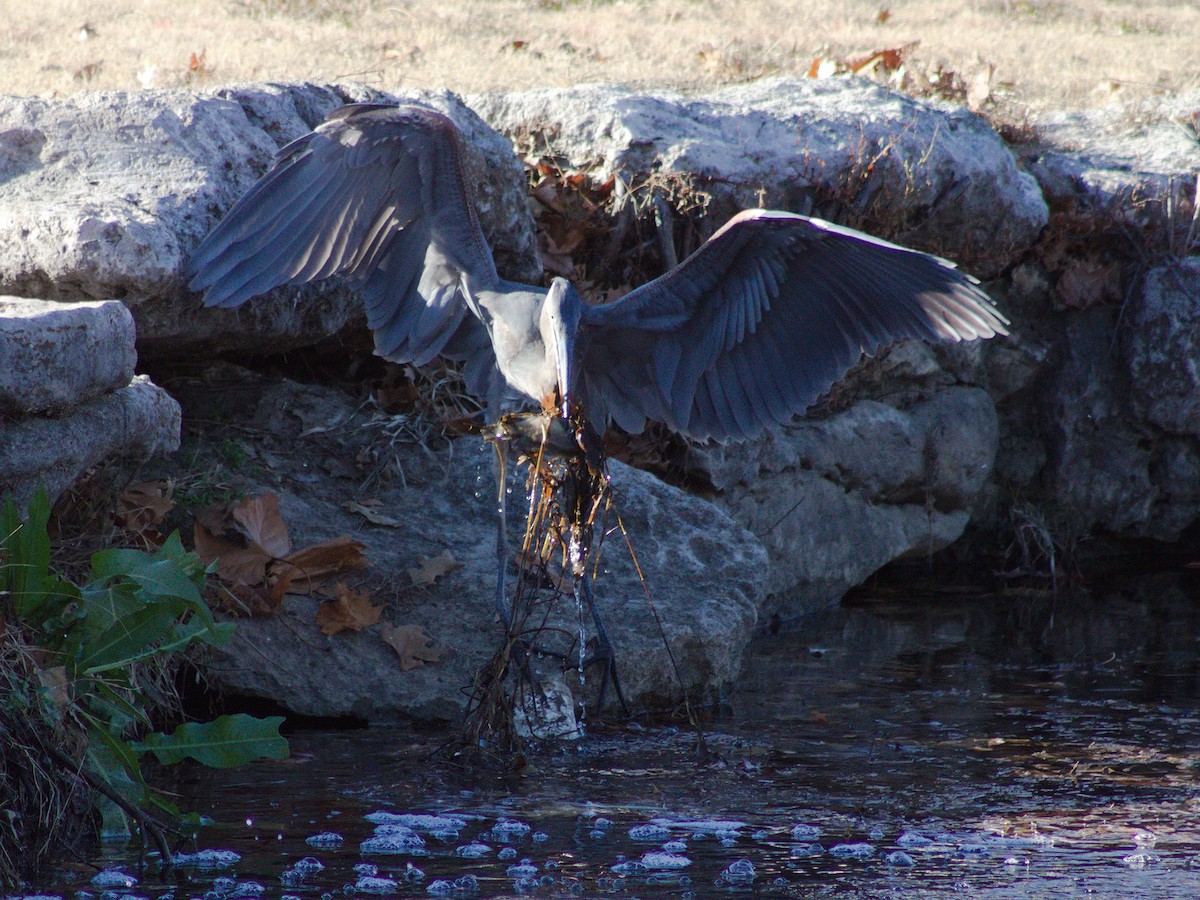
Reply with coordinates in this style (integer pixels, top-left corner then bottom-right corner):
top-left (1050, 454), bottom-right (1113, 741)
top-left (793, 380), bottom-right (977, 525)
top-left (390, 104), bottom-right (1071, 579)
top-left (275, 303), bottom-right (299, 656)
top-left (541, 277), bottom-right (583, 419)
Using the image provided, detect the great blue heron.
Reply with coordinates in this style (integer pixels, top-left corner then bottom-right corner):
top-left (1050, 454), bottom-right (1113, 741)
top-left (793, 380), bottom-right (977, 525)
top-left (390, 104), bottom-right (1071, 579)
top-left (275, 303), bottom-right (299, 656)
top-left (186, 103), bottom-right (1008, 698)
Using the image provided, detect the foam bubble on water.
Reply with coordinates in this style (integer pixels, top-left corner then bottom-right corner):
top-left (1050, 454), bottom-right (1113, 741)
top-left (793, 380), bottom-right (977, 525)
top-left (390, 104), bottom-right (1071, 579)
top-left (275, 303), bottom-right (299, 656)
top-left (454, 842), bottom-right (492, 858)
top-left (453, 875), bottom-right (479, 891)
top-left (499, 846), bottom-right (517, 860)
top-left (172, 850), bottom-right (242, 870)
top-left (897, 830), bottom-right (933, 847)
top-left (531, 831), bottom-right (549, 842)
top-left (662, 840), bottom-right (688, 853)
top-left (790, 823), bottom-right (821, 840)
top-left (868, 827), bottom-right (885, 840)
top-left (751, 829), bottom-right (769, 841)
top-left (403, 863), bottom-right (426, 882)
top-left (230, 881), bottom-right (264, 897)
top-left (829, 842), bottom-right (876, 860)
top-left (492, 818), bottom-right (532, 836)
top-left (1123, 853), bottom-right (1162, 869)
top-left (652, 818), bottom-right (745, 836)
top-left (364, 812), bottom-right (469, 833)
top-left (609, 861), bottom-right (647, 876)
top-left (791, 843), bottom-right (825, 857)
top-left (425, 881), bottom-right (452, 896)
top-left (505, 863), bottom-right (537, 878)
top-left (90, 870), bottom-right (137, 889)
top-left (721, 859), bottom-right (755, 885)
top-left (628, 823), bottom-right (672, 841)
top-left (885, 851), bottom-right (915, 867)
top-left (640, 851), bottom-right (691, 870)
top-left (354, 864), bottom-right (379, 877)
top-left (592, 817), bottom-right (612, 829)
top-left (355, 876), bottom-right (399, 895)
top-left (360, 832), bottom-right (429, 855)
top-left (305, 832), bottom-right (344, 849)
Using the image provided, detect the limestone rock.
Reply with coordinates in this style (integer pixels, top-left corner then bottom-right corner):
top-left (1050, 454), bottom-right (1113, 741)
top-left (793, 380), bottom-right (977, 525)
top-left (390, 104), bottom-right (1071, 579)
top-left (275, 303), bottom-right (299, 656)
top-left (179, 374), bottom-right (765, 721)
top-left (0, 83), bottom-right (540, 359)
top-left (471, 77), bottom-right (1048, 277)
top-left (0, 375), bottom-right (181, 507)
top-left (1027, 94), bottom-right (1200, 208)
top-left (0, 296), bottom-right (135, 417)
top-left (688, 386), bottom-right (999, 617)
top-left (1122, 260), bottom-right (1200, 440)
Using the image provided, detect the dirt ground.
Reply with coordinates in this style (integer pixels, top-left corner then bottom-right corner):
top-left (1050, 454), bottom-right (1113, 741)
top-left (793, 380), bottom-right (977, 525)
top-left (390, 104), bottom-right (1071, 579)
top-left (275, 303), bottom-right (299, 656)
top-left (3, 0), bottom-right (1197, 114)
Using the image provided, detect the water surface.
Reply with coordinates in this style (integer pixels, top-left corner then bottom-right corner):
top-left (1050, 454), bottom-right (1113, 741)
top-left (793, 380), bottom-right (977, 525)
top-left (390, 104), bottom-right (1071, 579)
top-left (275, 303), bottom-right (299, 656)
top-left (36, 571), bottom-right (1200, 897)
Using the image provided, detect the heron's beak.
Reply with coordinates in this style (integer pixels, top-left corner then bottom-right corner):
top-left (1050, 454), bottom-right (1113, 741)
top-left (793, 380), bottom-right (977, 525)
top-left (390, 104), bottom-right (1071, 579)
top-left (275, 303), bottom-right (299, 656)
top-left (554, 337), bottom-right (572, 420)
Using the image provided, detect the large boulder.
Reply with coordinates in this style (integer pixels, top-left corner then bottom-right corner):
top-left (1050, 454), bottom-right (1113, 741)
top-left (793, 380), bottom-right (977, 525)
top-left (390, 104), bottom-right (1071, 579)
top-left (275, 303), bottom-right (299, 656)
top-left (0, 295), bottom-right (180, 507)
top-left (0, 296), bottom-right (135, 417)
top-left (0, 375), bottom-right (181, 508)
top-left (1026, 93), bottom-right (1200, 208)
top-left (0, 83), bottom-right (541, 360)
top-left (689, 382), bottom-right (999, 618)
top-left (175, 371), bottom-right (766, 721)
top-left (471, 76), bottom-right (1048, 277)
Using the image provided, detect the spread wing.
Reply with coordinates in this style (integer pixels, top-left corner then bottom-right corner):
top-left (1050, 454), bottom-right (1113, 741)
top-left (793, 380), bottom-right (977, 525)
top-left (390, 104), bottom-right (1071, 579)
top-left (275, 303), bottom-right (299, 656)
top-left (185, 103), bottom-right (501, 393)
top-left (578, 209), bottom-right (1009, 442)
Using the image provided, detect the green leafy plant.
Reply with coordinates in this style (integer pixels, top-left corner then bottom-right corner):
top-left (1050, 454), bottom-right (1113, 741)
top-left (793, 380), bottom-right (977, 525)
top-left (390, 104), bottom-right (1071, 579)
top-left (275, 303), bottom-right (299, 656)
top-left (1, 487), bottom-right (288, 871)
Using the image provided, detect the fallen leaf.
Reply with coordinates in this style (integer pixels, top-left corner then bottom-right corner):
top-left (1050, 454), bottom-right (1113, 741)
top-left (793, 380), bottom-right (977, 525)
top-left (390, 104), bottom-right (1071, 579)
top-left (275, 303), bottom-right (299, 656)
top-left (273, 536), bottom-right (368, 593)
top-left (217, 582), bottom-right (281, 617)
top-left (408, 550), bottom-right (462, 587)
top-left (231, 493), bottom-right (292, 558)
top-left (73, 60), bottom-right (104, 82)
top-left (117, 480), bottom-right (175, 538)
top-left (315, 583), bottom-right (383, 634)
top-left (380, 622), bottom-right (442, 670)
top-left (342, 501), bottom-right (403, 528)
top-left (193, 521), bottom-right (271, 586)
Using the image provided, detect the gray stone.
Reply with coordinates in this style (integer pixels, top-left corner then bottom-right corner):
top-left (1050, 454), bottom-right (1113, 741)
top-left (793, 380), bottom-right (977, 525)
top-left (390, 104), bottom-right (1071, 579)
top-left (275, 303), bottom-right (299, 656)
top-left (1122, 260), bottom-right (1200, 439)
top-left (687, 386), bottom-right (998, 617)
top-left (0, 83), bottom-right (540, 359)
top-left (1028, 94), bottom-right (1200, 208)
top-left (0, 375), bottom-right (181, 506)
top-left (471, 77), bottom-right (1048, 277)
top-left (187, 375), bottom-right (765, 721)
top-left (1045, 308), bottom-right (1155, 537)
top-left (0, 296), bottom-right (135, 417)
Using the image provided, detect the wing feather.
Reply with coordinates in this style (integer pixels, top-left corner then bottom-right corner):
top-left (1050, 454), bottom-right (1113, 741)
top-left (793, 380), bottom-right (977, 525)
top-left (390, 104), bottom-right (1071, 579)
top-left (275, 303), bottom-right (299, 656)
top-left (580, 209), bottom-right (1008, 442)
top-left (186, 104), bottom-right (501, 381)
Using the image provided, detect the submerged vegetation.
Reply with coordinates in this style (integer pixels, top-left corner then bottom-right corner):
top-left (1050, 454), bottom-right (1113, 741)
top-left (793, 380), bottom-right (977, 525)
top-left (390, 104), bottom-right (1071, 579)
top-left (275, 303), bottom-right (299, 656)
top-left (0, 488), bottom-right (288, 890)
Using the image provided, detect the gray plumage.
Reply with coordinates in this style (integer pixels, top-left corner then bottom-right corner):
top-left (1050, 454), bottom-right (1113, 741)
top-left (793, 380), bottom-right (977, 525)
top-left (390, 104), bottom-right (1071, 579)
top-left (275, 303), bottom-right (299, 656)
top-left (186, 103), bottom-right (1009, 442)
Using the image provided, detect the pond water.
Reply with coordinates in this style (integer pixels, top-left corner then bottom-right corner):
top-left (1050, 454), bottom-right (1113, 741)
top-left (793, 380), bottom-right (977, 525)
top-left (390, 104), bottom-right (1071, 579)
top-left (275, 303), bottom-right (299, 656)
top-left (31, 570), bottom-right (1200, 897)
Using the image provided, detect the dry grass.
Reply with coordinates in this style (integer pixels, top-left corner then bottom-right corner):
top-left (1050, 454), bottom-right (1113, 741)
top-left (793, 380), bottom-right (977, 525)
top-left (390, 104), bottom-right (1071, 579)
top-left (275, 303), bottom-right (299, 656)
top-left (2, 0), bottom-right (1196, 113)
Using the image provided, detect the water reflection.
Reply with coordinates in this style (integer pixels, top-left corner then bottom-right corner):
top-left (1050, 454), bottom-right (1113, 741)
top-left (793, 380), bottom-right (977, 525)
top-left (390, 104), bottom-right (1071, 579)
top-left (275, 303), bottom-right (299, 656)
top-left (29, 571), bottom-right (1200, 897)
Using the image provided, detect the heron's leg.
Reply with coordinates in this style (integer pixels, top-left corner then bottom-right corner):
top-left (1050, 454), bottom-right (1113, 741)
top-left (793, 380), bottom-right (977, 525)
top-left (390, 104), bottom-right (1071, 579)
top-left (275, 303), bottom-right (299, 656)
top-left (580, 574), bottom-right (630, 716)
top-left (492, 442), bottom-right (513, 630)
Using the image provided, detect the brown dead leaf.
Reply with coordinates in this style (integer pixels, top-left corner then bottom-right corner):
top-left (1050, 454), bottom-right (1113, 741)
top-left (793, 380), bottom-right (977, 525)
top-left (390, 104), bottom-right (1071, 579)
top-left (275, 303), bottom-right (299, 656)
top-left (193, 521), bottom-right (271, 586)
top-left (847, 46), bottom-right (908, 76)
top-left (73, 60), bottom-right (104, 82)
top-left (273, 536), bottom-right (368, 593)
top-left (342, 501), bottom-right (403, 528)
top-left (186, 48), bottom-right (212, 81)
top-left (117, 481), bottom-right (175, 531)
top-left (380, 622), bottom-right (442, 670)
top-left (408, 550), bottom-right (461, 587)
top-left (315, 583), bottom-right (383, 635)
top-left (231, 493), bottom-right (292, 558)
top-left (217, 582), bottom-right (282, 617)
